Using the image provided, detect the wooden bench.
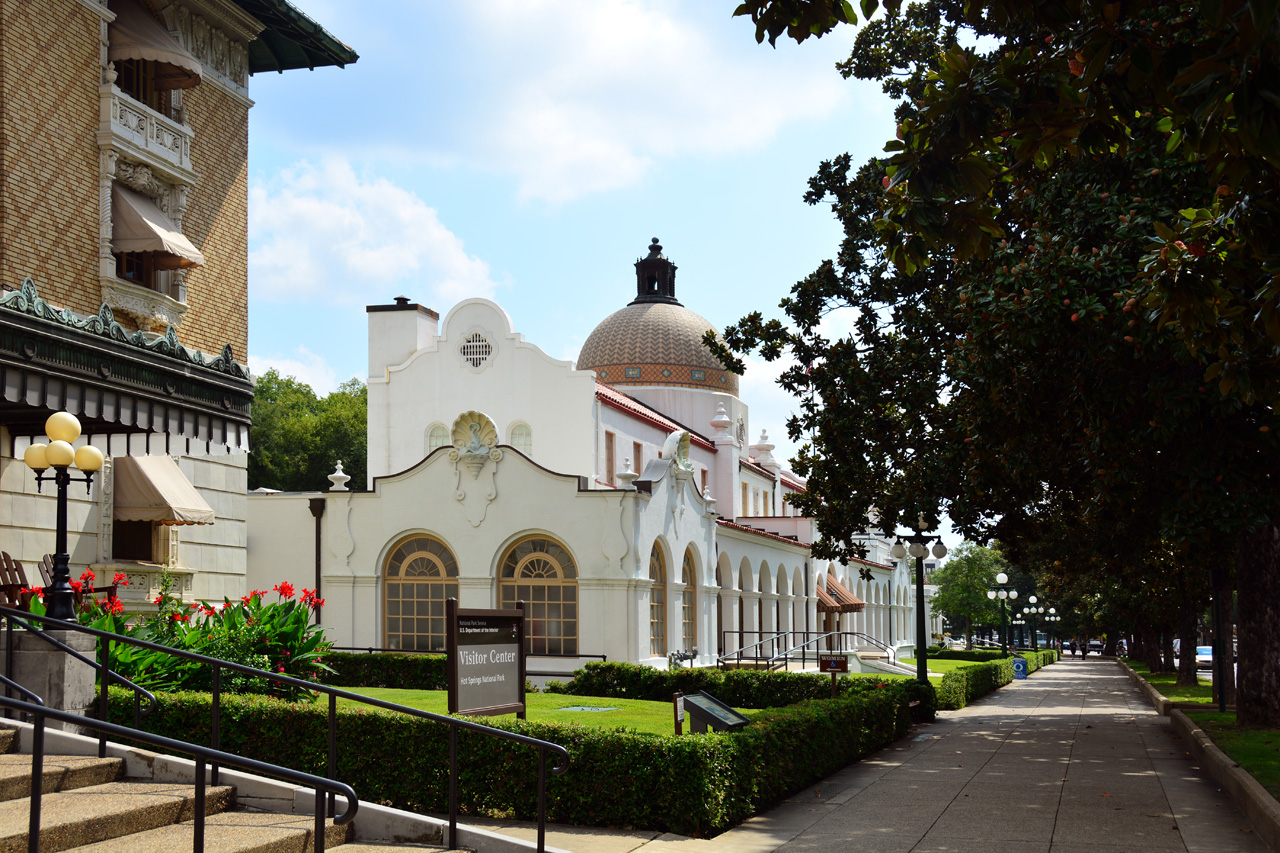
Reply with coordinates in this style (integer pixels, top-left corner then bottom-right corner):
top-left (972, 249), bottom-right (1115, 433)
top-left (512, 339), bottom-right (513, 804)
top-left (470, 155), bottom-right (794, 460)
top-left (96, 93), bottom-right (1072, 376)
top-left (0, 552), bottom-right (36, 611)
top-left (37, 555), bottom-right (117, 609)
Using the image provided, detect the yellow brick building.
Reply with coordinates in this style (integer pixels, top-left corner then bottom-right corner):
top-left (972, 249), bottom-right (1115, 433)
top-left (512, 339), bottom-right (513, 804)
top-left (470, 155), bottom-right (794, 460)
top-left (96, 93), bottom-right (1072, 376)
top-left (0, 0), bottom-right (354, 601)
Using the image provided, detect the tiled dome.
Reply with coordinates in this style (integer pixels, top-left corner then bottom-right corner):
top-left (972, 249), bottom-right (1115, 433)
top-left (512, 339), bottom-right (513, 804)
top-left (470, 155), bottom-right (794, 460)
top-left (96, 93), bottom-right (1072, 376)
top-left (577, 240), bottom-right (739, 396)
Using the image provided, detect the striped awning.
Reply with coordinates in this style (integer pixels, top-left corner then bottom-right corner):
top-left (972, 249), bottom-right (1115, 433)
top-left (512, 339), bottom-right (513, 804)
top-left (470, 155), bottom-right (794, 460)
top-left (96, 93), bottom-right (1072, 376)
top-left (818, 573), bottom-right (865, 613)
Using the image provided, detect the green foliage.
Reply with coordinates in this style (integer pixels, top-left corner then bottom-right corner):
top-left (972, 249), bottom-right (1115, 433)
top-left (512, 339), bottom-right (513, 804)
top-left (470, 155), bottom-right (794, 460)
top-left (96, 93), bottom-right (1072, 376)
top-left (542, 661), bottom-right (914, 709)
top-left (94, 584), bottom-right (330, 700)
top-left (248, 369), bottom-right (367, 492)
top-left (107, 679), bottom-right (922, 836)
top-left (928, 543), bottom-right (1006, 643)
top-left (321, 653), bottom-right (447, 690)
top-left (932, 650), bottom-right (1057, 710)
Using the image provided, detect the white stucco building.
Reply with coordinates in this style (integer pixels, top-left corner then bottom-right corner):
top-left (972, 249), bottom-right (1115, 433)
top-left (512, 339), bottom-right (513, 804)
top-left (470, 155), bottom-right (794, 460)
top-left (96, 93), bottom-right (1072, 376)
top-left (247, 239), bottom-right (931, 674)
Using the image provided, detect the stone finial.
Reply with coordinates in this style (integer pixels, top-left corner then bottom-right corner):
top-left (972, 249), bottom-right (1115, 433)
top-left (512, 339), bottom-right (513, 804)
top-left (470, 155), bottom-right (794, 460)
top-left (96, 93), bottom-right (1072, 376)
top-left (710, 403), bottom-right (732, 437)
top-left (750, 430), bottom-right (778, 472)
top-left (328, 461), bottom-right (351, 491)
top-left (617, 457), bottom-right (640, 490)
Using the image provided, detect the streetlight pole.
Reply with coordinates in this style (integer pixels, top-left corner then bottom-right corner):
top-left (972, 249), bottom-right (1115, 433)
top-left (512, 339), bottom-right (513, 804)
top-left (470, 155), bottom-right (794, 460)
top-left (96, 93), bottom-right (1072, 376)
top-left (986, 573), bottom-right (1018, 655)
top-left (23, 412), bottom-right (103, 620)
top-left (890, 519), bottom-right (947, 686)
top-left (1026, 596), bottom-right (1044, 651)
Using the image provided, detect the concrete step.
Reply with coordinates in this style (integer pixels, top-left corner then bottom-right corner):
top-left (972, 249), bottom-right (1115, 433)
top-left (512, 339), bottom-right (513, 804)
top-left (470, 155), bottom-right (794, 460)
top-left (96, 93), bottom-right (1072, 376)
top-left (0, 730), bottom-right (16, 756)
top-left (0, 780), bottom-right (234, 853)
top-left (0, 754), bottom-right (124, 802)
top-left (63, 811), bottom-right (355, 853)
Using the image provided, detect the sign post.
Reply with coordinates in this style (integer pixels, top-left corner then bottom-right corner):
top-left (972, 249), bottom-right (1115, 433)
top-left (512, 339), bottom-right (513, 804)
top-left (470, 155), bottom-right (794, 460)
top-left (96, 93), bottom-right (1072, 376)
top-left (446, 598), bottom-right (527, 718)
top-left (673, 692), bottom-right (684, 735)
top-left (818, 652), bottom-right (849, 698)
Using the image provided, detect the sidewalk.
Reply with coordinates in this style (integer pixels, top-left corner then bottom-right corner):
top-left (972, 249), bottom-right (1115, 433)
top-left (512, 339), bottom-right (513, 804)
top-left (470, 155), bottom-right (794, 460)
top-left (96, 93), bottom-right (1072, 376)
top-left (481, 658), bottom-right (1270, 853)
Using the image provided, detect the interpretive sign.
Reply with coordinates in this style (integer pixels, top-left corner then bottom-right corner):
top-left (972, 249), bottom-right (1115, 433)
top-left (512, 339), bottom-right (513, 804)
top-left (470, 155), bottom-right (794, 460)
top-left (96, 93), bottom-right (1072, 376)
top-left (1012, 657), bottom-right (1028, 680)
top-left (673, 692), bottom-right (685, 735)
top-left (684, 691), bottom-right (750, 733)
top-left (446, 599), bottom-right (526, 717)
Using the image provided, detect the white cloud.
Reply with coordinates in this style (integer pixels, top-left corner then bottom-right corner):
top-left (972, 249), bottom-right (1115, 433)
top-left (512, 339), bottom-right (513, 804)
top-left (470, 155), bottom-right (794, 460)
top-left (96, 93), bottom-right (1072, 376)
top-left (740, 351), bottom-right (805, 471)
top-left (249, 159), bottom-right (498, 306)
top-left (457, 1), bottom-right (859, 204)
top-left (249, 347), bottom-right (340, 396)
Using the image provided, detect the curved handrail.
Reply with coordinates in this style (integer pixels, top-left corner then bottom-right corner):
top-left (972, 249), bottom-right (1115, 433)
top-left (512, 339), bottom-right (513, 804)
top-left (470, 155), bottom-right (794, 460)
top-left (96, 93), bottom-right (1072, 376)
top-left (0, 672), bottom-right (44, 706)
top-left (0, 604), bottom-right (570, 852)
top-left (0, 693), bottom-right (355, 853)
top-left (3, 613), bottom-right (157, 717)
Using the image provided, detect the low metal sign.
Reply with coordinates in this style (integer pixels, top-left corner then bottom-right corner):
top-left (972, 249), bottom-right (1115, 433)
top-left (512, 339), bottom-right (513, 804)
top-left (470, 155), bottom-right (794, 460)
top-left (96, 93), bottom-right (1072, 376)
top-left (818, 653), bottom-right (849, 674)
top-left (1012, 657), bottom-right (1028, 680)
top-left (446, 599), bottom-right (526, 717)
top-left (684, 691), bottom-right (750, 733)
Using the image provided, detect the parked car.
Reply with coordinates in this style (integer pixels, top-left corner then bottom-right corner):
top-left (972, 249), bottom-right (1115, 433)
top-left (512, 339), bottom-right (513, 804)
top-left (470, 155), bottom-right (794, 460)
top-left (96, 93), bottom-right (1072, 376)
top-left (1087, 640), bottom-right (1104, 655)
top-left (1195, 646), bottom-right (1214, 670)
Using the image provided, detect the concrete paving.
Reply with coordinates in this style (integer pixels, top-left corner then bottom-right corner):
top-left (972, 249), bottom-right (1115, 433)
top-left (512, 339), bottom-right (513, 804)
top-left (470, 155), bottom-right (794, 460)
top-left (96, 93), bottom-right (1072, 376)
top-left (480, 658), bottom-right (1271, 852)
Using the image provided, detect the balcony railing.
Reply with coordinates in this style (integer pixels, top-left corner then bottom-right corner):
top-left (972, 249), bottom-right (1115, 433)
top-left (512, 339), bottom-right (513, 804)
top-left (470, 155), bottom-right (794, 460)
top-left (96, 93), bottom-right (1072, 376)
top-left (101, 86), bottom-right (193, 174)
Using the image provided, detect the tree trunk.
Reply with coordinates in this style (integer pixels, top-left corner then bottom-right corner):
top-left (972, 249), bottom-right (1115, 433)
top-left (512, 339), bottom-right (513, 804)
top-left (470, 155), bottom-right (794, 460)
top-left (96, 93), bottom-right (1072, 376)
top-left (1141, 626), bottom-right (1163, 672)
top-left (1176, 599), bottom-right (1199, 687)
top-left (1131, 632), bottom-right (1145, 661)
top-left (1237, 527), bottom-right (1278, 726)
top-left (1161, 630), bottom-right (1176, 672)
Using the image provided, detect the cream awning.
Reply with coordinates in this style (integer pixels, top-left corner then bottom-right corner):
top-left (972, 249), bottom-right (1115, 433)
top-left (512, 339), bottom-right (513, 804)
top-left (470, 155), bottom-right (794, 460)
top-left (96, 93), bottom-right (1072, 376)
top-left (111, 183), bottom-right (204, 270)
top-left (108, 0), bottom-right (202, 90)
top-left (113, 455), bottom-right (215, 525)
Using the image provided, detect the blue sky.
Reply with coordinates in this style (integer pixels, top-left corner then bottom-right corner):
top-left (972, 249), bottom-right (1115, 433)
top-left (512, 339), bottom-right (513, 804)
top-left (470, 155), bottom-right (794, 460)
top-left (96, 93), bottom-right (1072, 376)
top-left (243, 1), bottom-right (899, 469)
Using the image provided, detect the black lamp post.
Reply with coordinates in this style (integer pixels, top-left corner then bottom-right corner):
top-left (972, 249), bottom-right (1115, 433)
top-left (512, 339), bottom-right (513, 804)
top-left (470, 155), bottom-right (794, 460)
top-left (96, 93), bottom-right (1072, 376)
top-left (1012, 614), bottom-right (1026, 649)
top-left (1025, 596), bottom-right (1045, 651)
top-left (1045, 612), bottom-right (1060, 648)
top-left (986, 573), bottom-right (1018, 655)
top-left (23, 412), bottom-right (103, 621)
top-left (890, 519), bottom-right (947, 685)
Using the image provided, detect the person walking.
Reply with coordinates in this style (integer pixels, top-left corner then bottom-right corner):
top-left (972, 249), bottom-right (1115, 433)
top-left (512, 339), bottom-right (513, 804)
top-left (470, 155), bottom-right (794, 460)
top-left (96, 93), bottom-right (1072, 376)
top-left (1068, 640), bottom-right (1077, 658)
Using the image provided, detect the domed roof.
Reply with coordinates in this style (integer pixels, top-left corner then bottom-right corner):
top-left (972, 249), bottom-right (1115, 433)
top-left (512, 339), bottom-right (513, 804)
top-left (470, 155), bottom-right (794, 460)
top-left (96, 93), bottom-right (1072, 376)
top-left (577, 239), bottom-right (739, 397)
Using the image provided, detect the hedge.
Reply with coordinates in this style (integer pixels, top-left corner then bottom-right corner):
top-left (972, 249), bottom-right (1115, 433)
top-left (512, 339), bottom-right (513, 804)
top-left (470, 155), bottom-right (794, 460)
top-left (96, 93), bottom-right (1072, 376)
top-left (106, 678), bottom-right (929, 836)
top-left (934, 649), bottom-right (1059, 710)
top-left (321, 652), bottom-right (447, 690)
top-left (544, 661), bottom-right (933, 710)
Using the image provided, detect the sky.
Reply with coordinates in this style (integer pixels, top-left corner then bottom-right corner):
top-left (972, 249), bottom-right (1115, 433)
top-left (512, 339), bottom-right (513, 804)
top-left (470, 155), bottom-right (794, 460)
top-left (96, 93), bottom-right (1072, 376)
top-left (243, 1), bottom-right (900, 473)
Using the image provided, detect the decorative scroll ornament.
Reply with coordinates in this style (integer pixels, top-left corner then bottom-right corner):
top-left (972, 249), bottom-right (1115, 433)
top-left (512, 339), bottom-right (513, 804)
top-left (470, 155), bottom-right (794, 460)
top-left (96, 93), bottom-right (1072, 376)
top-left (448, 411), bottom-right (503, 527)
top-left (0, 278), bottom-right (250, 380)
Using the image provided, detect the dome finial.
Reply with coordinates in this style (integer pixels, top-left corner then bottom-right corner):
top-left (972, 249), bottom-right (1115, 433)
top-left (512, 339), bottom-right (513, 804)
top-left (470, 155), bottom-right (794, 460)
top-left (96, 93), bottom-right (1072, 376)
top-left (647, 237), bottom-right (662, 258)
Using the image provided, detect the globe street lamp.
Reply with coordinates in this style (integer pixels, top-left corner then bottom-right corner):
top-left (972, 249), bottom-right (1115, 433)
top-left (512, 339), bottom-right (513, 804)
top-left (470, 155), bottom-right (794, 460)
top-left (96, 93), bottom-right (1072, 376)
top-left (1026, 595), bottom-right (1045, 651)
top-left (986, 572), bottom-right (1018, 655)
top-left (890, 518), bottom-right (947, 685)
top-left (1045, 610), bottom-right (1060, 648)
top-left (23, 412), bottom-right (103, 620)
top-left (1012, 614), bottom-right (1026, 649)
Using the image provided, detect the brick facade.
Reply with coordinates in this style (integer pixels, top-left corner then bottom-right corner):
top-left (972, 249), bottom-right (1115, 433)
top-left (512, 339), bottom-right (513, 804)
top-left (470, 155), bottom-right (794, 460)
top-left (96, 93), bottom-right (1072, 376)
top-left (0, 0), bottom-right (101, 313)
top-left (180, 82), bottom-right (249, 359)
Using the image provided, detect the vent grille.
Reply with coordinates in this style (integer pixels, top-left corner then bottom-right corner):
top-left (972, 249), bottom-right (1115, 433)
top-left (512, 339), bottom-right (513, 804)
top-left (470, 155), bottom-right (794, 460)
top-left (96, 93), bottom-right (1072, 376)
top-left (460, 333), bottom-right (493, 368)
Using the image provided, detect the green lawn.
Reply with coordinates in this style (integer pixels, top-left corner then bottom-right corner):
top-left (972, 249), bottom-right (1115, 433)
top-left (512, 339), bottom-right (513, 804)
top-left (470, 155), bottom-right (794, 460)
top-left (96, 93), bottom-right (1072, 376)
top-left (1186, 712), bottom-right (1280, 800)
top-left (336, 687), bottom-right (764, 737)
top-left (1123, 660), bottom-right (1215, 703)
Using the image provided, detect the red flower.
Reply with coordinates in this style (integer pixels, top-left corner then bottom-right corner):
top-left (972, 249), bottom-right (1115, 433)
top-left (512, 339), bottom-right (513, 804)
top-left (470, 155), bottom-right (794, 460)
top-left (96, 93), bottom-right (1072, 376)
top-left (112, 572), bottom-right (129, 586)
top-left (109, 598), bottom-right (124, 615)
top-left (20, 586), bottom-right (44, 599)
top-left (188, 602), bottom-right (201, 610)
top-left (202, 606), bottom-right (217, 617)
top-left (153, 595), bottom-right (163, 605)
top-left (80, 569), bottom-right (95, 584)
top-left (70, 580), bottom-right (83, 593)
top-left (273, 582), bottom-right (295, 599)
top-left (170, 612), bottom-right (189, 622)
top-left (276, 665), bottom-right (285, 673)
top-left (300, 588), bottom-right (325, 608)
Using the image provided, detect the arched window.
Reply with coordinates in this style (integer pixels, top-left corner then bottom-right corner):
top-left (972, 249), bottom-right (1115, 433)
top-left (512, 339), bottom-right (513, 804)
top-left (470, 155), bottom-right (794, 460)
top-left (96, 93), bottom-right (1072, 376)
top-left (499, 537), bottom-right (577, 655)
top-left (384, 535), bottom-right (458, 651)
top-left (649, 545), bottom-right (667, 657)
top-left (427, 424), bottom-right (449, 455)
top-left (509, 423), bottom-right (532, 456)
top-left (681, 550), bottom-right (697, 651)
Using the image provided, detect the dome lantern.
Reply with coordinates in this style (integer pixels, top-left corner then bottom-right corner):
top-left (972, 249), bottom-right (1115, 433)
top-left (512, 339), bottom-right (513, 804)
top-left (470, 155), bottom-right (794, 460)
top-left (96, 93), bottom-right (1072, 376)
top-left (631, 238), bottom-right (680, 306)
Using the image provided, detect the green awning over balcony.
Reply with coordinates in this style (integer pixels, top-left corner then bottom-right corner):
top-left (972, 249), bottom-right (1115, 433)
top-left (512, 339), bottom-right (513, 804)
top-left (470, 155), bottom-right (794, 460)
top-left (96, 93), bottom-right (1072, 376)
top-left (232, 0), bottom-right (358, 73)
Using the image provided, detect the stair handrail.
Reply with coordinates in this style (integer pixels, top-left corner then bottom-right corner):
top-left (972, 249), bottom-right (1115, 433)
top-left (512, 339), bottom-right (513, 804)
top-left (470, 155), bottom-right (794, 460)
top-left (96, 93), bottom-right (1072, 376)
top-left (716, 629), bottom-right (794, 668)
top-left (0, 693), bottom-right (356, 853)
top-left (848, 631), bottom-right (897, 666)
top-left (3, 613), bottom-right (157, 731)
top-left (765, 630), bottom-right (845, 667)
top-left (0, 605), bottom-right (570, 853)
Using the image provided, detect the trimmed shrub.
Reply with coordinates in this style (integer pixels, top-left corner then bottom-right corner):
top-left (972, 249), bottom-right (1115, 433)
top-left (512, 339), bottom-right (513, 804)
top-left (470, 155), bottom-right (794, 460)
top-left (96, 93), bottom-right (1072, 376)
top-left (544, 661), bottom-right (913, 709)
top-left (934, 649), bottom-right (1058, 710)
top-left (106, 679), bottom-right (922, 836)
top-left (321, 652), bottom-right (447, 690)
top-left (930, 649), bottom-right (1009, 662)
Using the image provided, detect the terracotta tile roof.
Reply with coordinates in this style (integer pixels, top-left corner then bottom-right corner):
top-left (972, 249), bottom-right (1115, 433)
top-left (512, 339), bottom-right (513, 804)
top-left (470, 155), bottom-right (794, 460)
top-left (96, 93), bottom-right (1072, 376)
top-left (780, 472), bottom-right (806, 491)
top-left (715, 518), bottom-right (810, 548)
top-left (850, 556), bottom-right (894, 571)
top-left (740, 458), bottom-right (774, 479)
top-left (595, 382), bottom-right (716, 451)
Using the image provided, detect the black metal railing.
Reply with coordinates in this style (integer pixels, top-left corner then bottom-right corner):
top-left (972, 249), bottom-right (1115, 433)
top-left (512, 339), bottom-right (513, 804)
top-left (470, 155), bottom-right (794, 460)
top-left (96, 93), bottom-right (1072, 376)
top-left (717, 630), bottom-right (901, 670)
top-left (0, 606), bottom-right (570, 853)
top-left (0, 693), bottom-right (356, 853)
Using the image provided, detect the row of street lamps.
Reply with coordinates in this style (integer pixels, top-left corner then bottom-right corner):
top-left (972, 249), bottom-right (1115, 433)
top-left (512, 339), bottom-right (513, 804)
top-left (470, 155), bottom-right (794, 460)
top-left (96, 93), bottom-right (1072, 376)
top-left (986, 574), bottom-right (1060, 652)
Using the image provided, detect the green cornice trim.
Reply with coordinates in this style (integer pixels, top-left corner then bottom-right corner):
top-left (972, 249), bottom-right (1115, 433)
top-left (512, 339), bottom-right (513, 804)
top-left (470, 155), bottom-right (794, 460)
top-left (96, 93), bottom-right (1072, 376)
top-left (0, 278), bottom-right (251, 382)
